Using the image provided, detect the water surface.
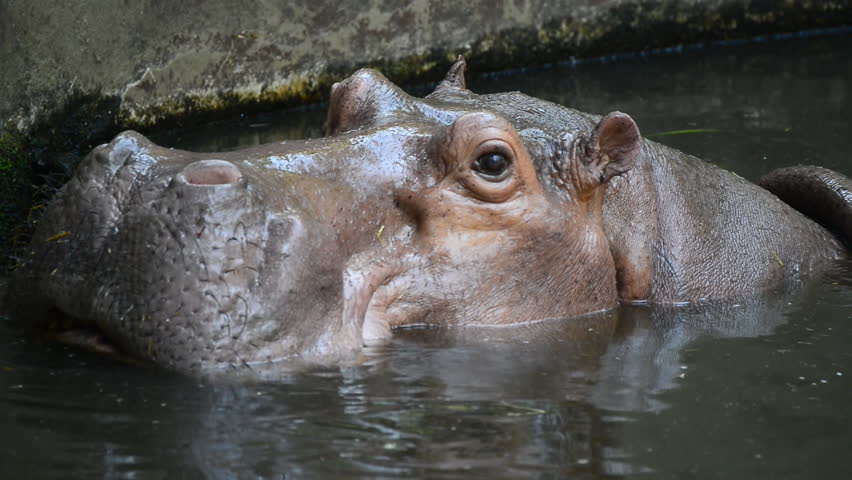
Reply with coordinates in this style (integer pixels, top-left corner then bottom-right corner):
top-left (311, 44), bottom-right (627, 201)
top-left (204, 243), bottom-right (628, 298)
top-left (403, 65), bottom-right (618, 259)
top-left (3, 33), bottom-right (852, 479)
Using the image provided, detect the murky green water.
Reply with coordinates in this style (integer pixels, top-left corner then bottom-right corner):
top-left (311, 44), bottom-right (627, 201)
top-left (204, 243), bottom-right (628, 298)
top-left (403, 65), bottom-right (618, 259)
top-left (3, 33), bottom-right (852, 479)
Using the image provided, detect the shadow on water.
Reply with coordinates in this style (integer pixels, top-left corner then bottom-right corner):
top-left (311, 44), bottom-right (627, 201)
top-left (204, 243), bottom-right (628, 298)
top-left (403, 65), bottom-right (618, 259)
top-left (3, 33), bottom-right (852, 478)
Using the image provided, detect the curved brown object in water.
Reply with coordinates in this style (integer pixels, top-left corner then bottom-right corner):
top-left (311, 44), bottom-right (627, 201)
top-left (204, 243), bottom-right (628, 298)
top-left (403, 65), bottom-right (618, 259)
top-left (759, 165), bottom-right (852, 249)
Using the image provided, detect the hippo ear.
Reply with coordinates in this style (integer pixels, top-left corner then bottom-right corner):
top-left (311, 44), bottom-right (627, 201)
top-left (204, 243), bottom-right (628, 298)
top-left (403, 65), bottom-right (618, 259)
top-left (432, 56), bottom-right (467, 94)
top-left (324, 69), bottom-right (410, 136)
top-left (584, 112), bottom-right (641, 183)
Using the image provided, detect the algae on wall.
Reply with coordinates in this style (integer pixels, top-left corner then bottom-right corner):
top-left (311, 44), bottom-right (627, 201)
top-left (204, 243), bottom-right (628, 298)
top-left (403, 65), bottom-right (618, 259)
top-left (0, 130), bottom-right (30, 252)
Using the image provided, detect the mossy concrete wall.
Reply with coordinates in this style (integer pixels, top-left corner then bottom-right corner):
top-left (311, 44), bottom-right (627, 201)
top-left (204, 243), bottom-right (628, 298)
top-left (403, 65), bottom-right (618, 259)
top-left (3, 0), bottom-right (852, 131)
top-left (1, 0), bottom-right (851, 248)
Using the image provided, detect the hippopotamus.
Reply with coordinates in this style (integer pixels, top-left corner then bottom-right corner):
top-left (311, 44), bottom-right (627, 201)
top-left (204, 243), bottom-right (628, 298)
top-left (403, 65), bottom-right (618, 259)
top-left (7, 58), bottom-right (852, 375)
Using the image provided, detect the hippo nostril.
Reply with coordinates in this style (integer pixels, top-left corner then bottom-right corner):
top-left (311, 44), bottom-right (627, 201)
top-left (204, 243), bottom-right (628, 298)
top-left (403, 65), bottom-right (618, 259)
top-left (178, 160), bottom-right (243, 186)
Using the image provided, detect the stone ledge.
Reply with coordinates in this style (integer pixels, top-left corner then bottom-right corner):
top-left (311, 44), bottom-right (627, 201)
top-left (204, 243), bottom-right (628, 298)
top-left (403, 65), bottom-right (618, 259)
top-left (3, 0), bottom-right (852, 132)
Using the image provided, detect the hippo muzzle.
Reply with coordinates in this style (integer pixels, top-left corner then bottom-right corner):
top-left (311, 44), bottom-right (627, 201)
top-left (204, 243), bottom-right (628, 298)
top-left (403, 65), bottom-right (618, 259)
top-left (22, 126), bottom-right (423, 373)
top-left (11, 60), bottom-right (642, 375)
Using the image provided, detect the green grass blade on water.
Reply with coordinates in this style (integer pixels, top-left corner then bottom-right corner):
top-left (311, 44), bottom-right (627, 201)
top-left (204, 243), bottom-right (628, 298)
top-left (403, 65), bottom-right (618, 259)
top-left (648, 128), bottom-right (721, 138)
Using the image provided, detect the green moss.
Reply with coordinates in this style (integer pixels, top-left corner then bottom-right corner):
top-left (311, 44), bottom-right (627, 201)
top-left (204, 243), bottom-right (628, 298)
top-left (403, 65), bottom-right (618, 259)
top-left (0, 131), bottom-right (27, 174)
top-left (118, 73), bottom-right (339, 130)
top-left (0, 129), bottom-right (33, 255)
top-left (1, 92), bottom-right (122, 264)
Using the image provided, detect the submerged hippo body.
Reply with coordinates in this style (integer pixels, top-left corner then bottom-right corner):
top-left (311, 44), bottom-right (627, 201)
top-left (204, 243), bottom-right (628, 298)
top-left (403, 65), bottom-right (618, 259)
top-left (8, 59), bottom-right (849, 375)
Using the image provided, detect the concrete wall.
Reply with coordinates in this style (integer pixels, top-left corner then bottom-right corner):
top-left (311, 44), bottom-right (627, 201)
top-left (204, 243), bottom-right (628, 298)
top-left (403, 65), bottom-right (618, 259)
top-left (3, 0), bottom-right (851, 131)
top-left (1, 0), bottom-right (851, 247)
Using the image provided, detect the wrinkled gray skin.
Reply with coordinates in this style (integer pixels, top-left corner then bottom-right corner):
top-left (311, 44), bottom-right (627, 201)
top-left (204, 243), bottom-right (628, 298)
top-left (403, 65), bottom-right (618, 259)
top-left (8, 60), bottom-right (847, 375)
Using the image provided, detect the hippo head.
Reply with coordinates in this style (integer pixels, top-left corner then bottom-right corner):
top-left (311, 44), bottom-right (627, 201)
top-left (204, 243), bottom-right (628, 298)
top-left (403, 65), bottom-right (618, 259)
top-left (15, 58), bottom-right (641, 375)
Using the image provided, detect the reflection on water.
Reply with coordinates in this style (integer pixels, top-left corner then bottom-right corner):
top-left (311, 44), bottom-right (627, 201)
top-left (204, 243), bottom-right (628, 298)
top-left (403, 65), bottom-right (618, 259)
top-left (4, 33), bottom-right (852, 478)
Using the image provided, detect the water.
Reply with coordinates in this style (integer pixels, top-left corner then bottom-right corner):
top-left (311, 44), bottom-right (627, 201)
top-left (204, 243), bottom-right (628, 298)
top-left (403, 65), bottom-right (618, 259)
top-left (3, 33), bottom-right (852, 479)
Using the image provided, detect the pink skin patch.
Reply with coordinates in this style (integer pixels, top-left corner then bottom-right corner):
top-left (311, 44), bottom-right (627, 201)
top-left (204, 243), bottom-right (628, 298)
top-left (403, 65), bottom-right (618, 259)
top-left (179, 160), bottom-right (243, 186)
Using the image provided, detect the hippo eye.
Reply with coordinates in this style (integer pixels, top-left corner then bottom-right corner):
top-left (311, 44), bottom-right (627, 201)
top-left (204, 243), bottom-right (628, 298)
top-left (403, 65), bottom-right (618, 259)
top-left (472, 152), bottom-right (511, 180)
